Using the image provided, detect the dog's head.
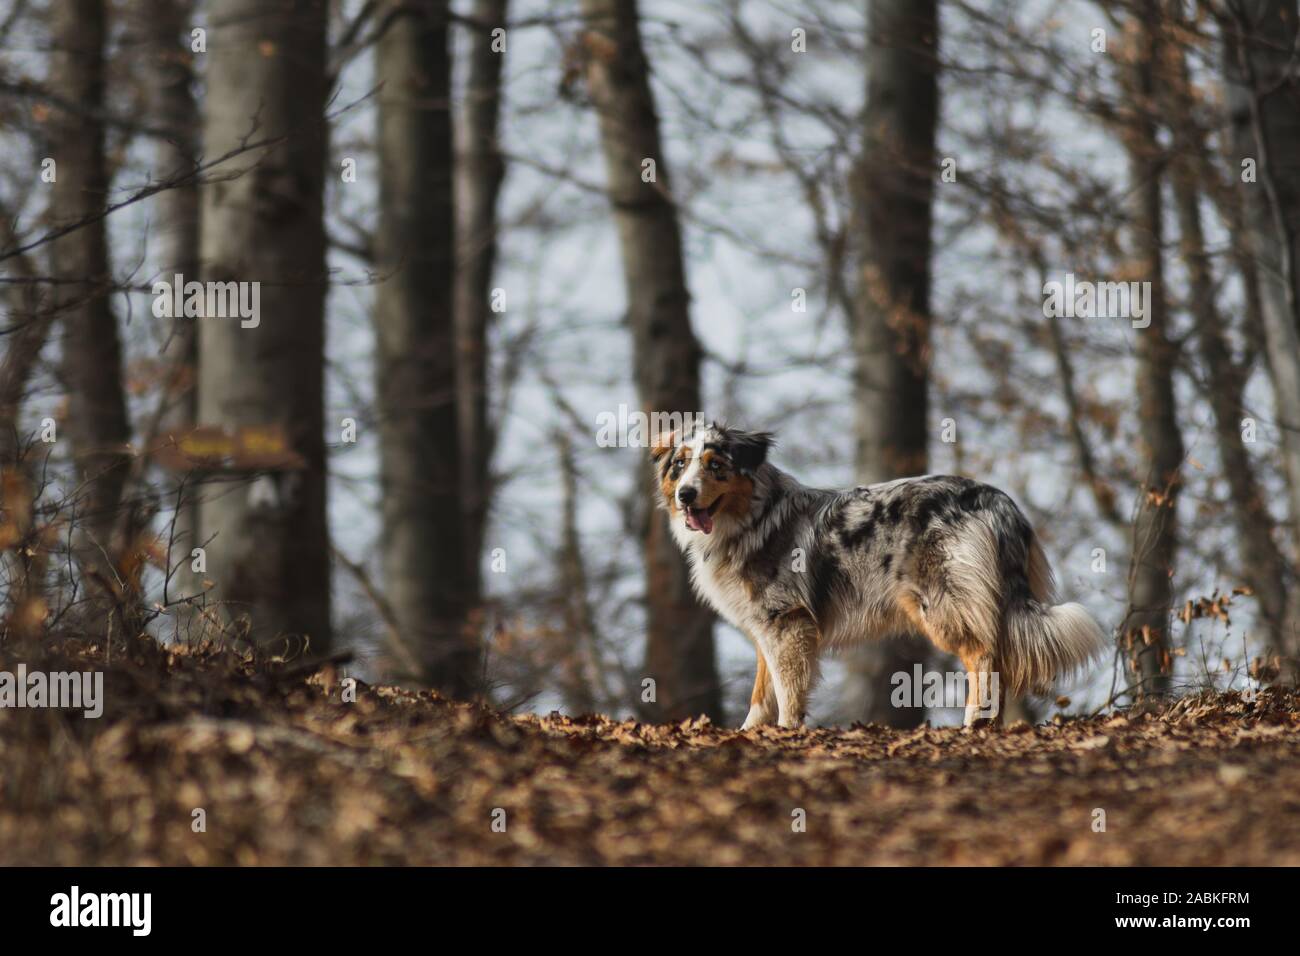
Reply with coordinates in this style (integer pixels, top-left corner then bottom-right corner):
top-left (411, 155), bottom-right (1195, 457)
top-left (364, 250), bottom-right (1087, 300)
top-left (651, 422), bottom-right (773, 536)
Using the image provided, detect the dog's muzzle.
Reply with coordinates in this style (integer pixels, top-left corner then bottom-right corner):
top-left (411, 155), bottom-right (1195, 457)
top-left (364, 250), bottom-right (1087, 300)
top-left (680, 490), bottom-right (721, 534)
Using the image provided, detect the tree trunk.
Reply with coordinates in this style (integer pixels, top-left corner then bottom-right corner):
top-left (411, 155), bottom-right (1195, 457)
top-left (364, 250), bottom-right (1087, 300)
top-left (555, 429), bottom-right (603, 715)
top-left (841, 0), bottom-right (939, 728)
top-left (139, 0), bottom-right (199, 425)
top-left (1164, 27), bottom-right (1291, 664)
top-left (1121, 6), bottom-right (1181, 696)
top-left (196, 0), bottom-right (331, 651)
top-left (136, 0), bottom-right (202, 604)
top-left (0, 212), bottom-right (50, 649)
top-left (49, 0), bottom-right (131, 569)
top-left (454, 0), bottom-right (508, 627)
top-left (0, 219), bottom-right (47, 467)
top-left (374, 0), bottom-right (476, 693)
top-left (1223, 0), bottom-right (1300, 557)
top-left (579, 0), bottom-right (721, 721)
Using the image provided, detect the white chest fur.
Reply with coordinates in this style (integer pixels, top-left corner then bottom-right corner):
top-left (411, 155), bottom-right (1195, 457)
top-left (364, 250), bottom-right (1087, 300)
top-left (686, 546), bottom-right (756, 632)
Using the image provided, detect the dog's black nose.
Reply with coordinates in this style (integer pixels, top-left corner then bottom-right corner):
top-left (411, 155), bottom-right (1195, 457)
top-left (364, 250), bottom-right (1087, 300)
top-left (678, 486), bottom-right (698, 506)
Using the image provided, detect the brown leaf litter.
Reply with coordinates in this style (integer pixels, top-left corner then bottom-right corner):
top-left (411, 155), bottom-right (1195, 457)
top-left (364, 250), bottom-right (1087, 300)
top-left (2, 637), bottom-right (1298, 865)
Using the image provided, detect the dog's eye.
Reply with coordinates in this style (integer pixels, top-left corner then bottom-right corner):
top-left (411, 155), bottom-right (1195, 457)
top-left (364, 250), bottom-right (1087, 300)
top-left (671, 459), bottom-right (686, 474)
top-left (709, 460), bottom-right (724, 474)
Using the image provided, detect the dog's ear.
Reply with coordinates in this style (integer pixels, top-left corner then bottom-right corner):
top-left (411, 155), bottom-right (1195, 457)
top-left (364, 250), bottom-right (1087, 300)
top-left (729, 430), bottom-right (774, 474)
top-left (650, 430), bottom-right (679, 462)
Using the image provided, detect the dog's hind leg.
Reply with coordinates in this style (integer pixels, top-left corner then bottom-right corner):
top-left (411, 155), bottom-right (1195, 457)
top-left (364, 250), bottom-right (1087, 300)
top-left (960, 650), bottom-right (1004, 729)
top-left (741, 646), bottom-right (779, 729)
top-left (757, 611), bottom-right (820, 729)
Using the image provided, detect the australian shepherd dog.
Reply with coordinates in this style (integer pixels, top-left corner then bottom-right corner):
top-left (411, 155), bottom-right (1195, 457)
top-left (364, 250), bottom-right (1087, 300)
top-left (652, 422), bottom-right (1107, 729)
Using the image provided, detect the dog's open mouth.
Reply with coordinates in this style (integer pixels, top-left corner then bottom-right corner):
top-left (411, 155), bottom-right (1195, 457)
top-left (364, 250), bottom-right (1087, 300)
top-left (684, 496), bottom-right (723, 534)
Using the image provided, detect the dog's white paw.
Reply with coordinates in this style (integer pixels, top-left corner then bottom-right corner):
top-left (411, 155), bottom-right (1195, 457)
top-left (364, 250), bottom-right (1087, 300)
top-left (964, 702), bottom-right (1000, 729)
top-left (740, 705), bottom-right (776, 730)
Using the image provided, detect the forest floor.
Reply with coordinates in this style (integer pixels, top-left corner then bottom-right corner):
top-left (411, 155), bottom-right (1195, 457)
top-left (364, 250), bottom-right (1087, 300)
top-left (3, 637), bottom-right (1300, 865)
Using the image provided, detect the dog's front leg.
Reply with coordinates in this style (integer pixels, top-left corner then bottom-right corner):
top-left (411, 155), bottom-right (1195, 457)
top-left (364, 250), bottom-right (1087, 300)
top-left (741, 647), bottom-right (778, 729)
top-left (758, 612), bottom-right (819, 729)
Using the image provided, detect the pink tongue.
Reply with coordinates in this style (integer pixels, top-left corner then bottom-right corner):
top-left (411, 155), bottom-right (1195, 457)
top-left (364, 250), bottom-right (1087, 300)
top-left (688, 507), bottom-right (714, 534)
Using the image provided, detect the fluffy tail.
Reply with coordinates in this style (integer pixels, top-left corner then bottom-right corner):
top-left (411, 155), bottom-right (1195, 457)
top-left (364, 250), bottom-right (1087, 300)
top-left (1003, 600), bottom-right (1109, 697)
top-left (1001, 535), bottom-right (1109, 697)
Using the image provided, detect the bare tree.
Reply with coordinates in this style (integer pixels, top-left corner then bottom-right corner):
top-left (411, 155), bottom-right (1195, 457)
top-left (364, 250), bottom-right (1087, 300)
top-left (0, 217), bottom-right (47, 467)
top-left (1163, 12), bottom-right (1291, 666)
top-left (196, 0), bottom-right (332, 651)
top-left (455, 0), bottom-right (509, 625)
top-left (137, 0), bottom-right (200, 420)
top-left (1221, 0), bottom-right (1300, 559)
top-left (839, 0), bottom-right (940, 727)
top-left (1121, 5), bottom-right (1182, 696)
top-left (374, 0), bottom-right (477, 692)
top-left (49, 0), bottom-right (130, 574)
top-left (554, 428), bottom-right (602, 714)
top-left (579, 0), bottom-right (721, 720)
top-left (134, 0), bottom-right (201, 601)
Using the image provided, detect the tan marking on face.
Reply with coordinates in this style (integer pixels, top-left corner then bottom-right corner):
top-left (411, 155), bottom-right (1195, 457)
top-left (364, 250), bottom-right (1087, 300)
top-left (713, 473), bottom-right (754, 519)
top-left (690, 450), bottom-right (732, 503)
top-left (661, 445), bottom-right (694, 513)
top-left (668, 446), bottom-right (758, 529)
top-left (687, 449), bottom-right (754, 518)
